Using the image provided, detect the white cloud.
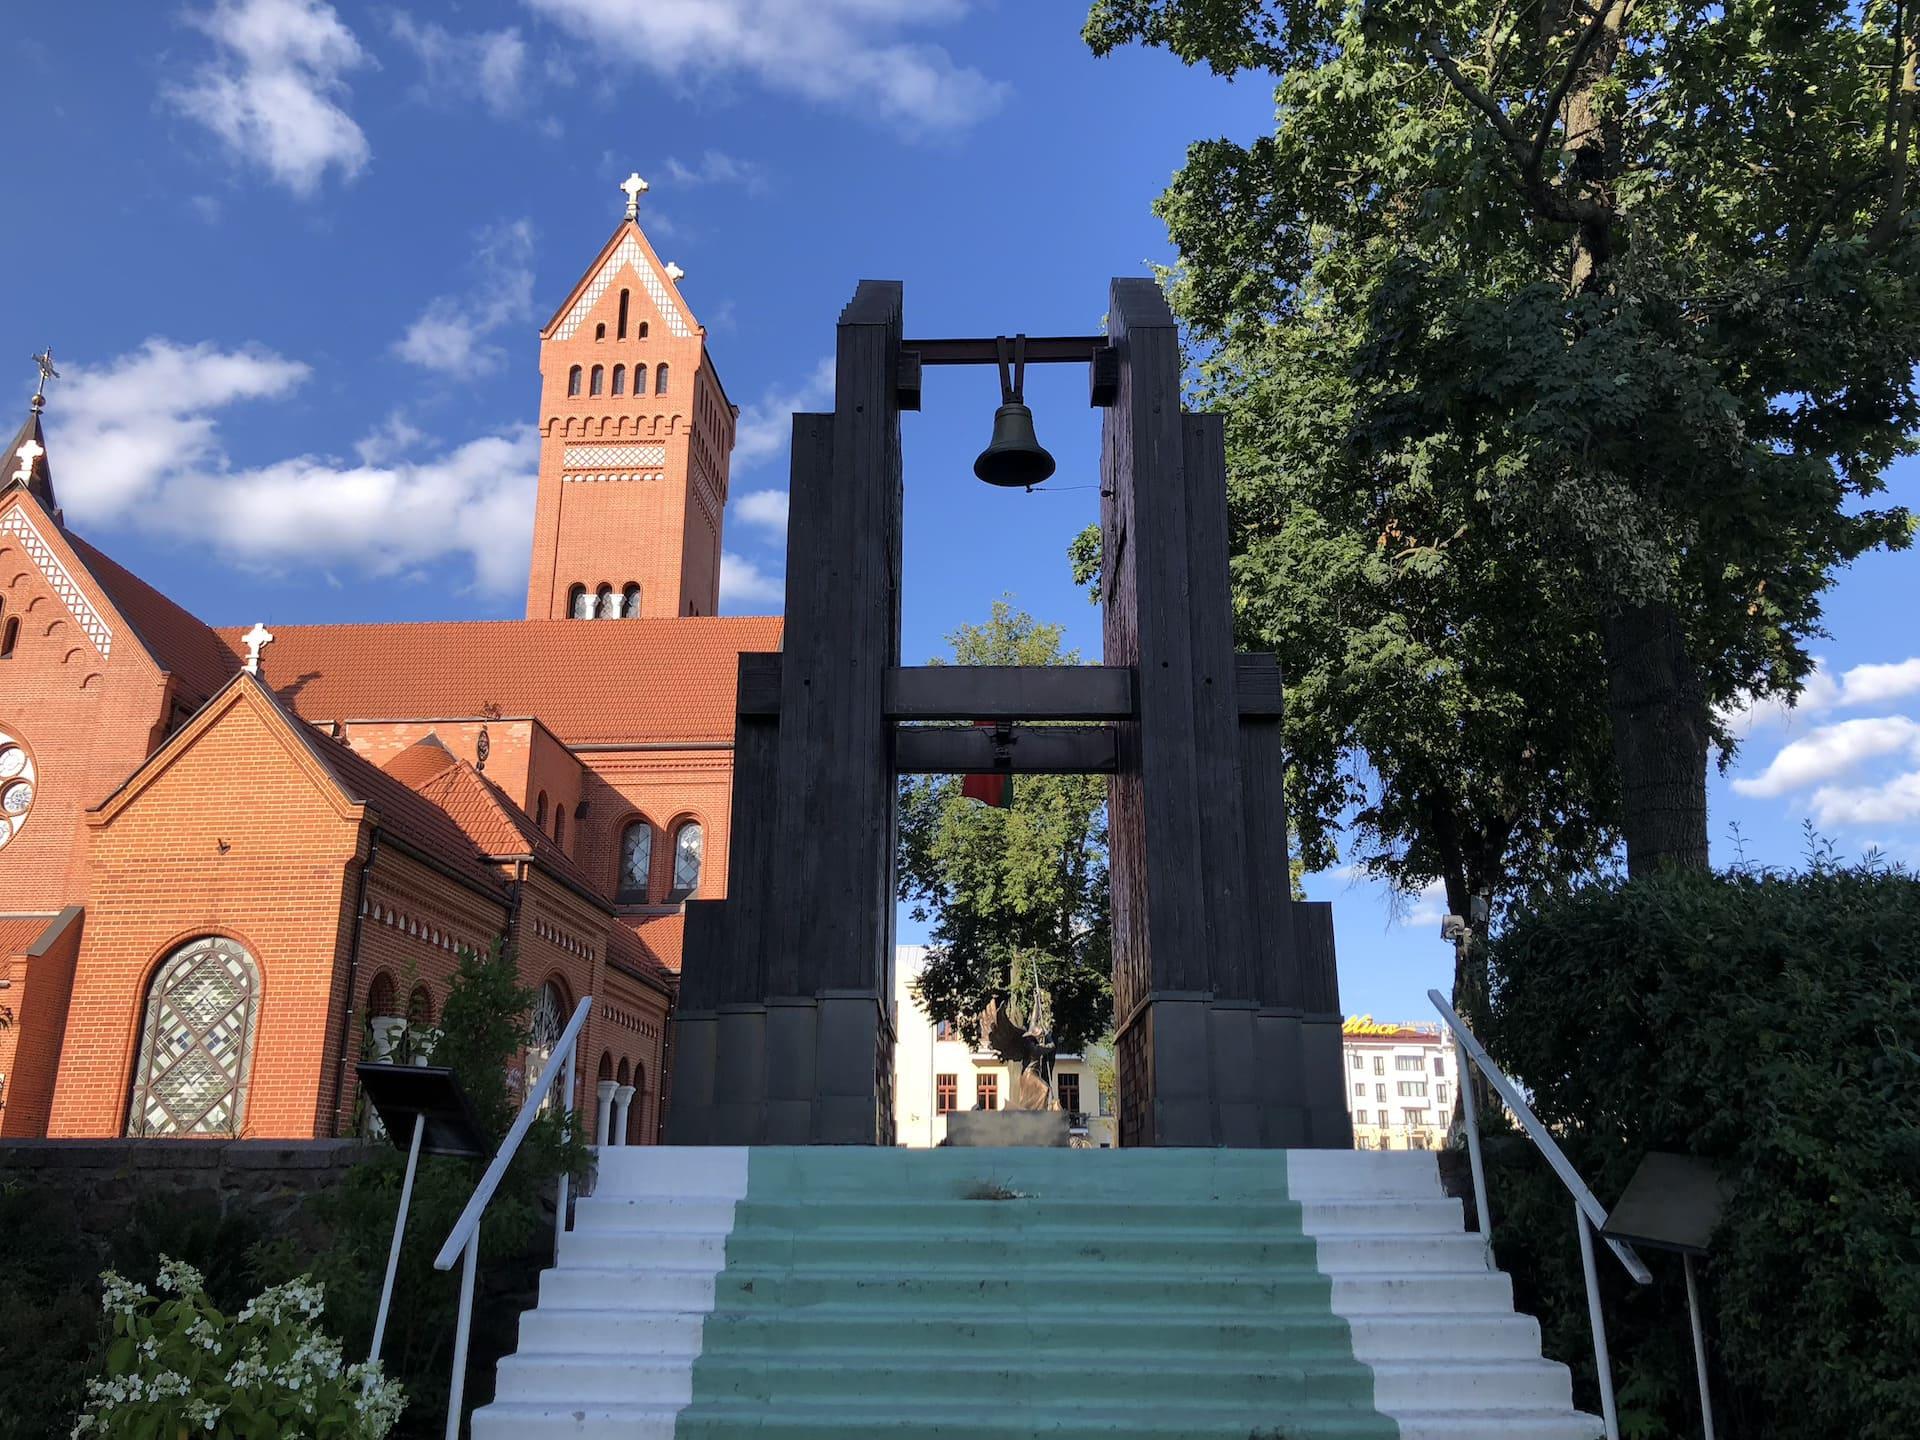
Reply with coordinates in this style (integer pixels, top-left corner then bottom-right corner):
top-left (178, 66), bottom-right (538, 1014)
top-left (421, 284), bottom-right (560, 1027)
top-left (521, 0), bottom-right (1006, 133)
top-left (1811, 772), bottom-right (1920, 829)
top-left (1398, 878), bottom-right (1448, 929)
top-left (731, 488), bottom-right (789, 535)
top-left (166, 0), bottom-right (371, 196)
top-left (1731, 717), bottom-right (1920, 798)
top-left (664, 150), bottom-right (768, 193)
top-left (393, 220), bottom-right (537, 376)
top-left (719, 550), bottom-right (783, 610)
top-left (354, 410), bottom-right (428, 465)
top-left (50, 340), bottom-right (535, 593)
top-left (1725, 655), bottom-right (1920, 736)
top-left (389, 14), bottom-right (529, 116)
top-left (734, 358), bottom-right (835, 469)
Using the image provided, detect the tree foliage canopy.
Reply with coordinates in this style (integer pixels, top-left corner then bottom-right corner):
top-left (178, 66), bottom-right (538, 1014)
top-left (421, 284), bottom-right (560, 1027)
top-left (896, 601), bottom-right (1112, 1055)
top-left (1086, 0), bottom-right (1919, 875)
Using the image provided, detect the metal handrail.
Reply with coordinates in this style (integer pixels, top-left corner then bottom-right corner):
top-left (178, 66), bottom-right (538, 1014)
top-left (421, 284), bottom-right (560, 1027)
top-left (1428, 989), bottom-right (1651, 1440)
top-left (431, 994), bottom-right (592, 1440)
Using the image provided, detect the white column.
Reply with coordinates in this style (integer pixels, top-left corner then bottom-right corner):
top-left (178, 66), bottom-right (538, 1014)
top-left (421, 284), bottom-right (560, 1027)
top-left (368, 1016), bottom-right (407, 1062)
top-left (595, 1081), bottom-right (617, 1147)
top-left (611, 1084), bottom-right (637, 1146)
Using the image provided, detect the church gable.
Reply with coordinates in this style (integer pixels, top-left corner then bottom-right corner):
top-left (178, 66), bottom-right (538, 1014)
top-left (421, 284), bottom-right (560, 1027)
top-left (0, 493), bottom-right (116, 665)
top-left (546, 223), bottom-right (695, 342)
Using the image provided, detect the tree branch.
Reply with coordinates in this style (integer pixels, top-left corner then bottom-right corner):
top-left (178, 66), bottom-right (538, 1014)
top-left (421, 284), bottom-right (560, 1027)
top-left (1526, 0), bottom-right (1630, 187)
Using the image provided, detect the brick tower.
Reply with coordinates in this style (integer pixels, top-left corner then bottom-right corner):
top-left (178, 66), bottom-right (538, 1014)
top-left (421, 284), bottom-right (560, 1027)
top-left (526, 174), bottom-right (737, 621)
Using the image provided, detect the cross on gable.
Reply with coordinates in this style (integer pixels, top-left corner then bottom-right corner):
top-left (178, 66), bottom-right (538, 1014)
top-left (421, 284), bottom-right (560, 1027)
top-left (242, 622), bottom-right (274, 675)
top-left (620, 172), bottom-right (649, 219)
top-left (12, 437), bottom-right (43, 483)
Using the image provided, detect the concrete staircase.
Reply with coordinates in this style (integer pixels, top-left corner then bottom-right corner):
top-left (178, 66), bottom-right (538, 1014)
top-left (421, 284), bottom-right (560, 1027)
top-left (471, 1147), bottom-right (1602, 1440)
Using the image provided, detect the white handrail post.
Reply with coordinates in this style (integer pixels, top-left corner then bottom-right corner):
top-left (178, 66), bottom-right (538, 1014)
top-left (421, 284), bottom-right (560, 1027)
top-left (1459, 1063), bottom-right (1493, 1261)
top-left (1685, 1253), bottom-right (1718, 1440)
top-left (445, 1230), bottom-right (479, 1440)
top-left (1576, 1203), bottom-right (1621, 1440)
top-left (369, 1111), bottom-right (426, 1367)
top-left (554, 1037), bottom-right (577, 1262)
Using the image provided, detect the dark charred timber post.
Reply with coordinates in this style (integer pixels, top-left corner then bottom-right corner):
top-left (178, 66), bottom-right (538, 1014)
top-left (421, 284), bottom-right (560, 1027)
top-left (666, 276), bottom-right (1349, 1148)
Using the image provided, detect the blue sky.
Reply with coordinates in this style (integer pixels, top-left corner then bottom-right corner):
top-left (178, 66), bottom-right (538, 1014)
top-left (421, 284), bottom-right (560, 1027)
top-left (4, 1), bottom-right (1916, 1023)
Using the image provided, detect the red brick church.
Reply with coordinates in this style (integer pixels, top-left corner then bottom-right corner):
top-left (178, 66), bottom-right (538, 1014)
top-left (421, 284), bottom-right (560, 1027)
top-left (0, 177), bottom-right (779, 1145)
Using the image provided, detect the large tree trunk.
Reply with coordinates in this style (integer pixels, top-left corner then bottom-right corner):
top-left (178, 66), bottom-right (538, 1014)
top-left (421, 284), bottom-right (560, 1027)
top-left (1601, 601), bottom-right (1711, 875)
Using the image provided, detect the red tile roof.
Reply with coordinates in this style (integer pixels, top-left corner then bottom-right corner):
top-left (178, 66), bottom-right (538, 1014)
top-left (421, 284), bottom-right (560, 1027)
top-left (0, 914), bottom-right (56, 958)
top-left (609, 915), bottom-right (679, 988)
top-left (409, 758), bottom-right (608, 901)
top-left (217, 617), bottom-right (782, 746)
top-left (68, 532), bottom-right (240, 703)
top-left (272, 704), bottom-right (510, 902)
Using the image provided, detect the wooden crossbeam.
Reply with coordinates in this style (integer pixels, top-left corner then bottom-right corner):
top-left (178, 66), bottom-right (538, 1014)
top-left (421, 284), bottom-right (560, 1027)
top-left (892, 724), bottom-right (1118, 775)
top-left (883, 665), bottom-right (1134, 721)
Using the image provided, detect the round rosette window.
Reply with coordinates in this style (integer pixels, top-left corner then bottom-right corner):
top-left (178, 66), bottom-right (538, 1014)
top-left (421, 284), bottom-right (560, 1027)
top-left (0, 730), bottom-right (36, 849)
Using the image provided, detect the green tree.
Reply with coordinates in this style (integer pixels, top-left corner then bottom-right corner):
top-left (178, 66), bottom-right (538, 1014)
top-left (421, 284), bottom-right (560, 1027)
top-left (1085, 0), bottom-right (1919, 878)
top-left (896, 600), bottom-right (1112, 1057)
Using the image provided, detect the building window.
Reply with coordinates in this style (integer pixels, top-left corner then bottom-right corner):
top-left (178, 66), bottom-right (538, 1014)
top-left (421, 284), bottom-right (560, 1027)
top-left (568, 584), bottom-right (592, 619)
top-left (976, 1073), bottom-right (999, 1111)
top-left (934, 1019), bottom-right (954, 1040)
top-left (597, 584), bottom-right (619, 619)
top-left (1373, 1056), bottom-right (1384, 1075)
top-left (1057, 1072), bottom-right (1080, 1114)
top-left (367, 970), bottom-right (398, 1021)
top-left (1396, 1056), bottom-right (1424, 1071)
top-left (1355, 1136), bottom-right (1371, 1150)
top-left (1375, 1083), bottom-right (1386, 1101)
top-left (638, 321), bottom-right (649, 339)
top-left (1098, 1085), bottom-right (1112, 1116)
top-left (527, 980), bottom-right (569, 1110)
top-left (632, 363), bottom-right (649, 396)
top-left (1376, 1109), bottom-right (1388, 1127)
top-left (1396, 1081), bottom-right (1428, 1098)
top-left (617, 289), bottom-right (630, 340)
top-left (126, 937), bottom-right (261, 1136)
top-left (567, 365), bottom-right (582, 397)
top-left (618, 820), bottom-right (653, 903)
top-left (1436, 1083), bottom-right (1450, 1107)
top-left (0, 614), bottom-right (16, 659)
top-left (936, 1073), bottom-right (958, 1113)
top-left (1354, 1083), bottom-right (1366, 1098)
top-left (612, 364), bottom-right (626, 396)
top-left (536, 792), bottom-right (549, 829)
top-left (408, 985), bottom-right (434, 1027)
top-left (1350, 1053), bottom-right (1363, 1070)
top-left (590, 365), bottom-right (605, 397)
top-left (622, 582), bottom-right (642, 618)
top-left (1434, 1056), bottom-right (1446, 1078)
top-left (655, 362), bottom-right (670, 395)
top-left (669, 820), bottom-right (703, 900)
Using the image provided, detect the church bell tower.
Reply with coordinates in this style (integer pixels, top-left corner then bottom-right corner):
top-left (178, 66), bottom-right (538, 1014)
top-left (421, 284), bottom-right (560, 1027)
top-left (526, 174), bottom-right (736, 621)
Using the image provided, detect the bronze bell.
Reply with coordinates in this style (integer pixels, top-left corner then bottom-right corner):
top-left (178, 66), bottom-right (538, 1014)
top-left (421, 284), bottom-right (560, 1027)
top-left (974, 401), bottom-right (1056, 488)
top-left (973, 335), bottom-right (1056, 488)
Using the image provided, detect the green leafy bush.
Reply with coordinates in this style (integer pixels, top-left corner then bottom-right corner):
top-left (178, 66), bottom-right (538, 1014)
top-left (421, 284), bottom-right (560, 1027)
top-left (72, 1257), bottom-right (401, 1440)
top-left (1483, 858), bottom-right (1920, 1440)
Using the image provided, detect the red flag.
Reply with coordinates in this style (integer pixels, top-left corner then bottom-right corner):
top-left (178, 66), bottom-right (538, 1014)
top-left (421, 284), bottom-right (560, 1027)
top-left (961, 720), bottom-right (1012, 807)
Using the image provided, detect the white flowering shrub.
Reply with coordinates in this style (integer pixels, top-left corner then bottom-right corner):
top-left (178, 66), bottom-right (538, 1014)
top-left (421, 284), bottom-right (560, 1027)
top-left (72, 1258), bottom-right (403, 1440)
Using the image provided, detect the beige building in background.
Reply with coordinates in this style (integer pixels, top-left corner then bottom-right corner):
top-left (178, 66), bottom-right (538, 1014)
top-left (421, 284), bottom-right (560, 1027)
top-left (893, 946), bottom-right (1117, 1148)
top-left (1342, 1016), bottom-right (1459, 1151)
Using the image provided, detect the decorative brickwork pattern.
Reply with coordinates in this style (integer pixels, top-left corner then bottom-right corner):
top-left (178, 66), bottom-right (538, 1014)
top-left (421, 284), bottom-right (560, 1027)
top-left (554, 236), bottom-right (691, 341)
top-left (1, 508), bottom-right (112, 657)
top-left (563, 445), bottom-right (668, 469)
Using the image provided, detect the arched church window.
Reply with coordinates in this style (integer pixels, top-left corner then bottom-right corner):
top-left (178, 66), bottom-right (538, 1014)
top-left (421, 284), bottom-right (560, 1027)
top-left (622, 583), bottom-right (642, 618)
top-left (618, 820), bottom-right (652, 903)
top-left (125, 936), bottom-right (261, 1136)
top-left (631, 364), bottom-right (648, 397)
top-left (655, 363), bottom-right (670, 396)
top-left (536, 792), bottom-right (549, 829)
top-left (629, 1062), bottom-right (647, 1144)
top-left (527, 979), bottom-right (569, 1110)
top-left (367, 970), bottom-right (397, 1022)
top-left (638, 322), bottom-right (650, 340)
top-left (669, 820), bottom-right (703, 901)
top-left (595, 323), bottom-right (606, 341)
top-left (569, 584), bottom-right (592, 620)
top-left (618, 289), bottom-right (630, 340)
top-left (0, 615), bottom-right (16, 659)
top-left (590, 366), bottom-right (605, 397)
top-left (612, 364), bottom-right (626, 396)
top-left (567, 366), bottom-right (582, 397)
top-left (598, 586), bottom-right (620, 619)
top-left (408, 985), bottom-right (434, 1026)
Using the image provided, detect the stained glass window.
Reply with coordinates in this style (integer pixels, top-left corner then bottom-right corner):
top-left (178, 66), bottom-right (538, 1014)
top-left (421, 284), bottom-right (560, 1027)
top-left (527, 980), bottom-right (568, 1111)
top-left (126, 937), bottom-right (261, 1137)
top-left (669, 821), bottom-right (703, 900)
top-left (618, 820), bottom-right (652, 903)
